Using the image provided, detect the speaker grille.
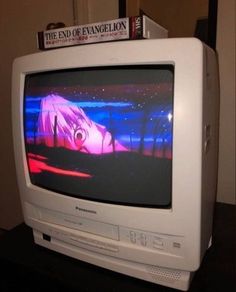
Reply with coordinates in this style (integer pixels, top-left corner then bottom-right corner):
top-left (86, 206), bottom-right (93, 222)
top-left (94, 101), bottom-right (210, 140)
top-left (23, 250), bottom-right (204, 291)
top-left (146, 265), bottom-right (182, 284)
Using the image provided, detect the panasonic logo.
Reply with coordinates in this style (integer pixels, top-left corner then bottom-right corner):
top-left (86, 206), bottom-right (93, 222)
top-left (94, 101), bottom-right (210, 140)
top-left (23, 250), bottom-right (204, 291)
top-left (75, 206), bottom-right (97, 214)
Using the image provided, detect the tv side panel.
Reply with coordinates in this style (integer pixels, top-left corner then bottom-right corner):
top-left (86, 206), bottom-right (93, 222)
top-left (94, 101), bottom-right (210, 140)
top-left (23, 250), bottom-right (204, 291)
top-left (200, 44), bottom-right (220, 258)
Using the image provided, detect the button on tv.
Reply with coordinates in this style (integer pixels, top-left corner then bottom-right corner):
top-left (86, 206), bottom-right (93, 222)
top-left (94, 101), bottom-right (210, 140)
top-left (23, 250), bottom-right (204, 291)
top-left (153, 237), bottom-right (164, 249)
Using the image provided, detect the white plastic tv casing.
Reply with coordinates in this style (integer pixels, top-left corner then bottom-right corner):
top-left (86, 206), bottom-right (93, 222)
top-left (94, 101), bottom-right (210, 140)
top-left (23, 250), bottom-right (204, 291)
top-left (12, 38), bottom-right (219, 291)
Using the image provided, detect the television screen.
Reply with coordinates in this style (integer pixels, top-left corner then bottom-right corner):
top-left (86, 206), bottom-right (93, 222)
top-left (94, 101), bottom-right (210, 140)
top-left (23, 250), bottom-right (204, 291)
top-left (24, 65), bottom-right (174, 207)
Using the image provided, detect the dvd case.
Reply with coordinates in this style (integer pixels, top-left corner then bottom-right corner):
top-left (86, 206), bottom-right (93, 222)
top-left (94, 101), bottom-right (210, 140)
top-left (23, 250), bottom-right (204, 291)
top-left (37, 16), bottom-right (168, 50)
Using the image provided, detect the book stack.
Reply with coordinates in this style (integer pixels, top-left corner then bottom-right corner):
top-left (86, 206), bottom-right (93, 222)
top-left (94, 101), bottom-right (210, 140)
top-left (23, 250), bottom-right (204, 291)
top-left (37, 15), bottom-right (168, 50)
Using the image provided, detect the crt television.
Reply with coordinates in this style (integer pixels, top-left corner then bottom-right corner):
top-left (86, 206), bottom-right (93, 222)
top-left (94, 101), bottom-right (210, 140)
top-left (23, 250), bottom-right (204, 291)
top-left (12, 38), bottom-right (219, 291)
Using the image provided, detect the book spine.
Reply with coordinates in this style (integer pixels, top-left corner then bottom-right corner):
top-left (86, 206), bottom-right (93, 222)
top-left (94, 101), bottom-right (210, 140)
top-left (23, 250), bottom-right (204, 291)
top-left (129, 16), bottom-right (143, 40)
top-left (37, 18), bottom-right (131, 50)
top-left (37, 15), bottom-right (158, 50)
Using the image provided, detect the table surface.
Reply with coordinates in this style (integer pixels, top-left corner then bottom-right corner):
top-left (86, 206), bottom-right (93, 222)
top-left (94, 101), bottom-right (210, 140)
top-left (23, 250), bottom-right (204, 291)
top-left (0, 202), bottom-right (235, 292)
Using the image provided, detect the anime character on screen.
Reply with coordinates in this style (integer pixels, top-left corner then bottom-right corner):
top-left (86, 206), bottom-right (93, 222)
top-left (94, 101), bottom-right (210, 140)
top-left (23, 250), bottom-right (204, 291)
top-left (36, 94), bottom-right (127, 154)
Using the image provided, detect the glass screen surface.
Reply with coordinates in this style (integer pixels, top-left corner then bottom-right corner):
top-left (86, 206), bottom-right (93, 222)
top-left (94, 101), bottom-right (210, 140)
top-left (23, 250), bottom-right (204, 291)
top-left (24, 66), bottom-right (174, 207)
